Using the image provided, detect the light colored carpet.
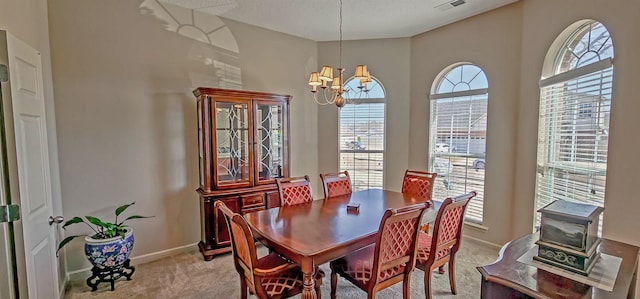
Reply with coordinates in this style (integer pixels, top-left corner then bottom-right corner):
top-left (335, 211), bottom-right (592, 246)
top-left (64, 238), bottom-right (498, 298)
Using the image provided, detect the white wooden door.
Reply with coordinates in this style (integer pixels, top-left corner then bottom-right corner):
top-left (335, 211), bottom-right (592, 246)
top-left (6, 32), bottom-right (59, 299)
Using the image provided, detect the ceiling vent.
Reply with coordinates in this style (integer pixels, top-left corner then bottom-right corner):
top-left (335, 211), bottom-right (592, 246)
top-left (435, 0), bottom-right (467, 11)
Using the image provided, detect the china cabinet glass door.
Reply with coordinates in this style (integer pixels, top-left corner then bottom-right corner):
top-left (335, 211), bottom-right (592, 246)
top-left (255, 102), bottom-right (286, 184)
top-left (214, 100), bottom-right (253, 187)
top-left (197, 100), bottom-right (205, 187)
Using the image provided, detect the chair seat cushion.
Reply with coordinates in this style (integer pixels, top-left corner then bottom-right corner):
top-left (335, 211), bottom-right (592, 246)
top-left (331, 245), bottom-right (405, 289)
top-left (257, 253), bottom-right (303, 297)
top-left (416, 232), bottom-right (451, 265)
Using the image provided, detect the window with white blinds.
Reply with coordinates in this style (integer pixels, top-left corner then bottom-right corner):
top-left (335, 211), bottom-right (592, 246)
top-left (534, 21), bottom-right (614, 233)
top-left (339, 78), bottom-right (385, 191)
top-left (429, 64), bottom-right (488, 224)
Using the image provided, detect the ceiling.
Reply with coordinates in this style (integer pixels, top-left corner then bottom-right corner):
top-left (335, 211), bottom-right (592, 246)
top-left (159, 0), bottom-right (519, 41)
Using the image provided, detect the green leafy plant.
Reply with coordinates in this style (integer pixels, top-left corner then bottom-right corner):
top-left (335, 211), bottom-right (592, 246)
top-left (56, 202), bottom-right (153, 255)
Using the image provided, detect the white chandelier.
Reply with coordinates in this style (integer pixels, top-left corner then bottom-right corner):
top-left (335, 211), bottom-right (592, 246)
top-left (307, 0), bottom-right (373, 108)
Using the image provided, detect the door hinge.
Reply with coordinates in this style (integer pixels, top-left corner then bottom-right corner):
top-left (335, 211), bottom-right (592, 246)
top-left (0, 64), bottom-right (7, 83)
top-left (0, 204), bottom-right (20, 223)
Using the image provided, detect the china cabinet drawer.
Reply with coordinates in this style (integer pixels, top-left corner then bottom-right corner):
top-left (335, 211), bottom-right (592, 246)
top-left (241, 193), bottom-right (266, 209)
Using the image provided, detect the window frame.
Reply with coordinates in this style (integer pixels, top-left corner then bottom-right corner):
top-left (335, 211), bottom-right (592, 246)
top-left (534, 20), bottom-right (614, 234)
top-left (429, 63), bottom-right (489, 225)
top-left (338, 77), bottom-right (386, 191)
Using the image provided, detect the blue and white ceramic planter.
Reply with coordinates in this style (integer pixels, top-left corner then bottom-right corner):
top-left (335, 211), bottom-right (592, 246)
top-left (84, 227), bottom-right (134, 269)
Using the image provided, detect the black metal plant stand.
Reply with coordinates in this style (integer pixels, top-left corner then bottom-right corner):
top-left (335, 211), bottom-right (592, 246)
top-left (86, 259), bottom-right (135, 291)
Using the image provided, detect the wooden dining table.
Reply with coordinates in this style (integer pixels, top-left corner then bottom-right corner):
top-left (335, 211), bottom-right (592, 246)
top-left (244, 189), bottom-right (434, 299)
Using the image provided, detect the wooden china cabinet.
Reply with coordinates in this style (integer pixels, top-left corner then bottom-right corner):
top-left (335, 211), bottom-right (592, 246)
top-left (193, 87), bottom-right (291, 261)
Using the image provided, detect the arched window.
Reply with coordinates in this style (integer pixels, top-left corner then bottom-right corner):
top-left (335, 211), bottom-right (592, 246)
top-left (535, 21), bottom-right (613, 232)
top-left (339, 78), bottom-right (385, 191)
top-left (429, 63), bottom-right (488, 224)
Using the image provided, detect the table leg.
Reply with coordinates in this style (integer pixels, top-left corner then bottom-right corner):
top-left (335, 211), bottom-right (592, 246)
top-left (301, 260), bottom-right (317, 299)
top-left (302, 272), bottom-right (317, 299)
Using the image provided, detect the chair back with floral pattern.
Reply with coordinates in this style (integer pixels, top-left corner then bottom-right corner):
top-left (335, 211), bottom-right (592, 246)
top-left (427, 191), bottom-right (475, 265)
top-left (276, 175), bottom-right (314, 206)
top-left (216, 201), bottom-right (259, 293)
top-left (370, 203), bottom-right (429, 288)
top-left (402, 169), bottom-right (437, 201)
top-left (320, 171), bottom-right (352, 199)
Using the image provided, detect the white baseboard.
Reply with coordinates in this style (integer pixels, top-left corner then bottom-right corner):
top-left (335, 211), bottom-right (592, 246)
top-left (131, 243), bottom-right (198, 265)
top-left (462, 234), bottom-right (503, 250)
top-left (66, 242), bottom-right (198, 282)
top-left (66, 268), bottom-right (85, 282)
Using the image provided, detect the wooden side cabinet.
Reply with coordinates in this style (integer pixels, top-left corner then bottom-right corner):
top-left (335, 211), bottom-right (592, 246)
top-left (477, 233), bottom-right (639, 299)
top-left (194, 88), bottom-right (291, 261)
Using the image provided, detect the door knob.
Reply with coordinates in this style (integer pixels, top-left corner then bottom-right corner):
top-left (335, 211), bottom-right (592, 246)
top-left (49, 215), bottom-right (64, 225)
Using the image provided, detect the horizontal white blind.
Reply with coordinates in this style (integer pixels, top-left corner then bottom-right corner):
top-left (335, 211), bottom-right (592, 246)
top-left (339, 102), bottom-right (385, 191)
top-left (535, 66), bottom-right (613, 231)
top-left (430, 95), bottom-right (487, 224)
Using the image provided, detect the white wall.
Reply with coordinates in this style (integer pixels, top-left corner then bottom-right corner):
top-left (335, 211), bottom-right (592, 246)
top-left (513, 0), bottom-right (640, 247)
top-left (411, 0), bottom-right (640, 249)
top-left (409, 3), bottom-right (523, 245)
top-left (222, 17), bottom-right (320, 196)
top-left (48, 0), bottom-right (317, 273)
top-left (413, 0), bottom-right (640, 249)
top-left (512, 2), bottom-right (640, 293)
top-left (317, 38), bottom-right (411, 192)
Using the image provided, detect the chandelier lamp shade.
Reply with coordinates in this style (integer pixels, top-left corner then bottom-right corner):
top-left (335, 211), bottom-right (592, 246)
top-left (307, 0), bottom-right (374, 108)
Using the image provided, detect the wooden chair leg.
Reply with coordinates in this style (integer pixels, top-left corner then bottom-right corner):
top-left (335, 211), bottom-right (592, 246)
top-left (448, 256), bottom-right (457, 294)
top-left (315, 267), bottom-right (324, 299)
top-left (240, 279), bottom-right (248, 299)
top-left (424, 267), bottom-right (433, 299)
top-left (367, 290), bottom-right (376, 299)
top-left (330, 265), bottom-right (338, 299)
top-left (403, 274), bottom-right (412, 299)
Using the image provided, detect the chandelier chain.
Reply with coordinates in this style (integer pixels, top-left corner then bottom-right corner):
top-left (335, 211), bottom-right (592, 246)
top-left (307, 0), bottom-right (372, 108)
top-left (339, 0), bottom-right (343, 68)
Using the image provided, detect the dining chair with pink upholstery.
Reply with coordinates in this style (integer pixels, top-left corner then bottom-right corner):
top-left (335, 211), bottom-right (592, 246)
top-left (402, 169), bottom-right (438, 237)
top-left (401, 169), bottom-right (437, 201)
top-left (319, 171), bottom-right (352, 199)
top-left (276, 175), bottom-right (313, 206)
top-left (329, 203), bottom-right (430, 299)
top-left (415, 191), bottom-right (476, 299)
top-left (216, 201), bottom-right (323, 299)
